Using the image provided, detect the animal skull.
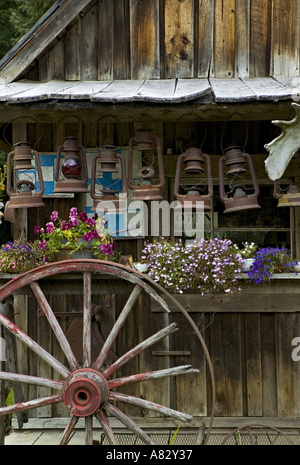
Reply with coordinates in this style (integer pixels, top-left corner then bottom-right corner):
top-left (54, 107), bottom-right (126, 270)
top-left (264, 103), bottom-right (300, 181)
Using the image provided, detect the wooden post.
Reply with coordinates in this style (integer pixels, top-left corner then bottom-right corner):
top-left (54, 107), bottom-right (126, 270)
top-left (11, 122), bottom-right (29, 425)
top-left (0, 323), bottom-right (5, 445)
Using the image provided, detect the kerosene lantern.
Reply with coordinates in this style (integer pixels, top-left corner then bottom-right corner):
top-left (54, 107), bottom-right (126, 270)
top-left (128, 129), bottom-right (165, 201)
top-left (54, 136), bottom-right (89, 193)
top-left (174, 147), bottom-right (213, 211)
top-left (273, 181), bottom-right (300, 207)
top-left (6, 142), bottom-right (45, 209)
top-left (90, 145), bottom-right (128, 213)
top-left (218, 145), bottom-right (261, 213)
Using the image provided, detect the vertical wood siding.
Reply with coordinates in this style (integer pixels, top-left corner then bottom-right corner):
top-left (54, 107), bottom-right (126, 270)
top-left (35, 0), bottom-right (300, 82)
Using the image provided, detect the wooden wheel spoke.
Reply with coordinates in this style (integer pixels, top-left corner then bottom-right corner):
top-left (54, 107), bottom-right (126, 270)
top-left (109, 392), bottom-right (193, 422)
top-left (105, 403), bottom-right (155, 445)
top-left (108, 365), bottom-right (199, 389)
top-left (83, 272), bottom-right (92, 367)
top-left (0, 260), bottom-right (204, 445)
top-left (95, 410), bottom-right (118, 445)
top-left (85, 415), bottom-right (93, 445)
top-left (0, 371), bottom-right (64, 390)
top-left (102, 322), bottom-right (178, 379)
top-left (0, 393), bottom-right (63, 417)
top-left (93, 284), bottom-right (143, 371)
top-left (0, 311), bottom-right (70, 378)
top-left (58, 415), bottom-right (79, 445)
top-left (30, 281), bottom-right (79, 371)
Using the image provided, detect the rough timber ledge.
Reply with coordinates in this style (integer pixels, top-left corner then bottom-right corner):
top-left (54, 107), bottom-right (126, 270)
top-left (0, 76), bottom-right (297, 105)
top-left (5, 417), bottom-right (300, 445)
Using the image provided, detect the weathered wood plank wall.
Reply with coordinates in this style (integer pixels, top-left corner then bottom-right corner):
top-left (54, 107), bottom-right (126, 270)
top-left (24, 0), bottom-right (300, 82)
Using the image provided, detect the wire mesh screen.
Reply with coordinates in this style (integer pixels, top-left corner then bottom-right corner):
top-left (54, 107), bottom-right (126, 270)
top-left (93, 431), bottom-right (299, 446)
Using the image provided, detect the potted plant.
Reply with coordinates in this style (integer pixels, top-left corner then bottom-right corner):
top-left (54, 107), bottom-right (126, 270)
top-left (34, 207), bottom-right (119, 261)
top-left (0, 238), bottom-right (51, 273)
top-left (141, 237), bottom-right (243, 295)
top-left (237, 241), bottom-right (258, 271)
top-left (247, 246), bottom-right (298, 284)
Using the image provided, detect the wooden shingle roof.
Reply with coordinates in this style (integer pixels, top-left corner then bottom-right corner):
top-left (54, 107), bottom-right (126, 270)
top-left (0, 77), bottom-right (297, 105)
top-left (0, 0), bottom-right (298, 106)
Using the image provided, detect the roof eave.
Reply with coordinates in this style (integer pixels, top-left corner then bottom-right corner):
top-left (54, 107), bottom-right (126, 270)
top-left (0, 0), bottom-right (94, 84)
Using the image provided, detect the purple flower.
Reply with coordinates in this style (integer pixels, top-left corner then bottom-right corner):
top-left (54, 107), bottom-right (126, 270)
top-left (97, 217), bottom-right (107, 228)
top-left (83, 231), bottom-right (94, 242)
top-left (86, 217), bottom-right (95, 228)
top-left (69, 207), bottom-right (78, 218)
top-left (69, 216), bottom-right (79, 227)
top-left (50, 211), bottom-right (58, 222)
top-left (46, 222), bottom-right (55, 234)
top-left (34, 226), bottom-right (44, 235)
top-left (79, 212), bottom-right (88, 222)
top-left (101, 243), bottom-right (114, 255)
top-left (38, 240), bottom-right (47, 251)
top-left (61, 221), bottom-right (68, 231)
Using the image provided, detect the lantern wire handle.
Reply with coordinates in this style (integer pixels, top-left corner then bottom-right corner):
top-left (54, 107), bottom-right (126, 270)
top-left (95, 115), bottom-right (123, 149)
top-left (173, 113), bottom-right (207, 153)
top-left (2, 116), bottom-right (43, 151)
top-left (134, 113), bottom-right (158, 135)
top-left (55, 114), bottom-right (86, 148)
top-left (220, 120), bottom-right (249, 154)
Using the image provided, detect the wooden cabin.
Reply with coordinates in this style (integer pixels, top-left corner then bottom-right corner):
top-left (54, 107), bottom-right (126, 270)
top-left (1, 0), bottom-right (300, 445)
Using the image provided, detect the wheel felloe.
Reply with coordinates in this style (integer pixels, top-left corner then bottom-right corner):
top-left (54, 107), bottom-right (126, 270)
top-left (64, 368), bottom-right (109, 417)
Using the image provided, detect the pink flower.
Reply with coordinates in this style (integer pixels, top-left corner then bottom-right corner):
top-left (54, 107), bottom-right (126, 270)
top-left (38, 240), bottom-right (47, 251)
top-left (50, 211), bottom-right (58, 222)
top-left (46, 222), bottom-right (55, 234)
top-left (69, 207), bottom-right (78, 218)
top-left (69, 217), bottom-right (79, 227)
top-left (34, 226), bottom-right (44, 235)
top-left (61, 221), bottom-right (68, 231)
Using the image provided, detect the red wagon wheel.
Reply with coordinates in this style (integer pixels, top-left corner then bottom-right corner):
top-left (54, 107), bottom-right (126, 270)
top-left (0, 259), bottom-right (202, 445)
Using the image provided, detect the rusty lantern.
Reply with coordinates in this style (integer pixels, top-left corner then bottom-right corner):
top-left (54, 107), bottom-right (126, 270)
top-left (273, 181), bottom-right (300, 207)
top-left (90, 145), bottom-right (128, 213)
top-left (174, 147), bottom-right (213, 211)
top-left (6, 142), bottom-right (45, 210)
top-left (54, 136), bottom-right (89, 193)
top-left (218, 145), bottom-right (261, 213)
top-left (128, 129), bottom-right (165, 201)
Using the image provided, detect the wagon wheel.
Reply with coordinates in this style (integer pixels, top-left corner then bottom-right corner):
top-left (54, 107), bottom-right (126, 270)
top-left (221, 424), bottom-right (295, 445)
top-left (0, 259), bottom-right (208, 446)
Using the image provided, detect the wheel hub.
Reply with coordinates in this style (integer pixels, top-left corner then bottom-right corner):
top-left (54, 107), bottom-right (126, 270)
top-left (64, 368), bottom-right (109, 417)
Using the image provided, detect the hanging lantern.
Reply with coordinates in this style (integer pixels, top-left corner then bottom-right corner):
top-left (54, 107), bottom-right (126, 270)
top-left (273, 181), bottom-right (300, 207)
top-left (6, 142), bottom-right (45, 210)
top-left (54, 136), bottom-right (89, 193)
top-left (218, 145), bottom-right (261, 213)
top-left (90, 145), bottom-right (128, 212)
top-left (174, 147), bottom-right (213, 211)
top-left (128, 129), bottom-right (165, 201)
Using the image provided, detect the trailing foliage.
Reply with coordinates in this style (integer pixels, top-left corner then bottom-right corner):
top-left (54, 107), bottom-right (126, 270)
top-left (247, 247), bottom-right (299, 284)
top-left (142, 237), bottom-right (243, 295)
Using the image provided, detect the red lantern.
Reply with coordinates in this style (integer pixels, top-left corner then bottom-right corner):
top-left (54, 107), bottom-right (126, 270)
top-left (54, 137), bottom-right (89, 193)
